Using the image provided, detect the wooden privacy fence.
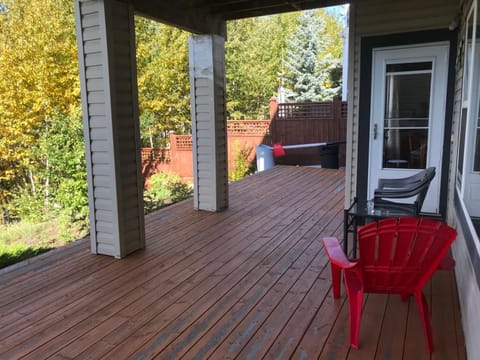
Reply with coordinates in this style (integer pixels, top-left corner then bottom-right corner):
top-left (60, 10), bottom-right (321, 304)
top-left (268, 96), bottom-right (347, 166)
top-left (141, 121), bottom-right (270, 181)
top-left (141, 98), bottom-right (347, 181)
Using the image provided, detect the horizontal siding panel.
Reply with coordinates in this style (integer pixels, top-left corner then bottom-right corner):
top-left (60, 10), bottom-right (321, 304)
top-left (197, 147), bottom-right (213, 155)
top-left (198, 170), bottom-right (213, 179)
top-left (89, 115), bottom-right (107, 128)
top-left (92, 164), bottom-right (113, 176)
top-left (116, 118), bottom-right (134, 130)
top-left (117, 152), bottom-right (136, 164)
top-left (113, 44), bottom-right (131, 57)
top-left (85, 53), bottom-right (103, 67)
top-left (95, 209), bottom-right (113, 222)
top-left (197, 154), bottom-right (213, 163)
top-left (121, 176), bottom-right (139, 189)
top-left (86, 79), bottom-right (105, 92)
top-left (90, 140), bottom-right (110, 152)
top-left (196, 104), bottom-right (212, 113)
top-left (118, 163), bottom-right (137, 174)
top-left (113, 28), bottom-right (131, 42)
top-left (87, 90), bottom-right (105, 104)
top-left (125, 240), bottom-right (142, 255)
top-left (94, 186), bottom-right (113, 200)
top-left (93, 175), bottom-right (112, 188)
top-left (82, 26), bottom-right (100, 41)
top-left (196, 129), bottom-right (212, 138)
top-left (113, 56), bottom-right (131, 69)
top-left (194, 97), bottom-right (214, 106)
top-left (119, 188), bottom-right (139, 200)
top-left (95, 199), bottom-right (114, 211)
top-left (92, 152), bottom-right (111, 164)
top-left (198, 198), bottom-right (213, 206)
top-left (123, 228), bottom-right (141, 243)
top-left (114, 93), bottom-right (133, 105)
top-left (196, 121), bottom-right (212, 130)
top-left (195, 113), bottom-right (213, 122)
top-left (90, 128), bottom-right (108, 140)
top-left (84, 39), bottom-right (101, 54)
top-left (193, 86), bottom-right (211, 96)
top-left (121, 190), bottom-right (139, 202)
top-left (82, 13), bottom-right (100, 28)
top-left (85, 65), bottom-right (104, 79)
top-left (114, 105), bottom-right (133, 118)
top-left (96, 243), bottom-right (115, 257)
top-left (116, 142), bottom-right (135, 154)
top-left (195, 78), bottom-right (210, 88)
top-left (96, 220), bottom-right (113, 233)
top-left (88, 104), bottom-right (106, 116)
top-left (80, 1), bottom-right (99, 16)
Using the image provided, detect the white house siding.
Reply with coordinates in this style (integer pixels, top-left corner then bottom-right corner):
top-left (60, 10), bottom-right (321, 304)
top-left (75, 0), bottom-right (144, 258)
top-left (347, 0), bottom-right (459, 207)
top-left (349, 0), bottom-right (480, 356)
top-left (453, 212), bottom-right (480, 358)
top-left (450, 0), bottom-right (480, 357)
top-left (189, 35), bottom-right (229, 212)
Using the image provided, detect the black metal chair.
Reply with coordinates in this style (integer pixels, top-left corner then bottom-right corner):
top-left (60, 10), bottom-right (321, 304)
top-left (373, 167), bottom-right (436, 214)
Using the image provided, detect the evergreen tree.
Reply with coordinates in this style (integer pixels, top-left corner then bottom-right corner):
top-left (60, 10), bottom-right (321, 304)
top-left (282, 9), bottom-right (342, 102)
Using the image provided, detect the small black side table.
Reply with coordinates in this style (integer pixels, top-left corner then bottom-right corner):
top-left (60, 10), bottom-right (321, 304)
top-left (343, 198), bottom-right (418, 257)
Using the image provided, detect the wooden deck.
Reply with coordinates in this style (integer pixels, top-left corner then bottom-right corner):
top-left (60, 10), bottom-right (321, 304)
top-left (0, 166), bottom-right (465, 359)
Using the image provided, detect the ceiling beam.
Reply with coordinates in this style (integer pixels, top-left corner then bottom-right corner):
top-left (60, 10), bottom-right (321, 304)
top-left (132, 0), bottom-right (226, 36)
top-left (210, 0), bottom-right (347, 20)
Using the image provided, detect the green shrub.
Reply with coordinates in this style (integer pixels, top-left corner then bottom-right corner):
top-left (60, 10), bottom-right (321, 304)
top-left (229, 142), bottom-right (254, 181)
top-left (144, 171), bottom-right (192, 213)
top-left (0, 243), bottom-right (52, 269)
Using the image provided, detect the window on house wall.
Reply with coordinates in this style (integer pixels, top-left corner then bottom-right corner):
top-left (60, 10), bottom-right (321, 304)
top-left (458, 6), bottom-right (475, 186)
top-left (458, 0), bottom-right (480, 233)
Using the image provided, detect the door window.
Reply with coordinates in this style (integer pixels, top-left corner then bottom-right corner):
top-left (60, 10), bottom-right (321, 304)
top-left (383, 62), bottom-right (432, 169)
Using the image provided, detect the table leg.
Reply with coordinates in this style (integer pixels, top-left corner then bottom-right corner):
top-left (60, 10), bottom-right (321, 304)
top-left (352, 216), bottom-right (358, 258)
top-left (343, 209), bottom-right (349, 255)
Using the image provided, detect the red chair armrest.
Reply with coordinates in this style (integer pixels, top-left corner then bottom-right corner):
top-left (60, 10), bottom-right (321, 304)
top-left (437, 253), bottom-right (456, 271)
top-left (322, 237), bottom-right (358, 269)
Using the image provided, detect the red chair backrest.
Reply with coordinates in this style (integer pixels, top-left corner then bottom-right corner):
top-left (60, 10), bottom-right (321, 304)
top-left (357, 217), bottom-right (457, 294)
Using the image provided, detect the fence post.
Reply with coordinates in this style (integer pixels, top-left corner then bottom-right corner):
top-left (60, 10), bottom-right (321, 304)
top-left (169, 131), bottom-right (176, 153)
top-left (269, 97), bottom-right (278, 121)
top-left (332, 96), bottom-right (342, 140)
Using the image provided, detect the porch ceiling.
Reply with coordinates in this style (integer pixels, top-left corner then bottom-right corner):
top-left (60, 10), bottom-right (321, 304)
top-left (132, 0), bottom-right (349, 35)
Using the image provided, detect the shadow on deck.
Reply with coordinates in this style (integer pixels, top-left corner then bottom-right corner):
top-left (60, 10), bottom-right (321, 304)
top-left (0, 166), bottom-right (465, 359)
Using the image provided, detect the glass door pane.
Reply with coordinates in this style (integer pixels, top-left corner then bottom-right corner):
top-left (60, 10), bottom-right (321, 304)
top-left (383, 62), bottom-right (432, 169)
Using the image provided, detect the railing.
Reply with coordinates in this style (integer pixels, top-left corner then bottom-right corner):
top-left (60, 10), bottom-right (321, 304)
top-left (173, 134), bottom-right (192, 149)
top-left (141, 98), bottom-right (348, 178)
top-left (141, 148), bottom-right (171, 162)
top-left (268, 96), bottom-right (347, 166)
top-left (269, 96), bottom-right (347, 146)
top-left (226, 120), bottom-right (270, 135)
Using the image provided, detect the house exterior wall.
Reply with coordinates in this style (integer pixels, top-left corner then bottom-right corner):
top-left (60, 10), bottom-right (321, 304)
top-left (348, 0), bottom-right (480, 357)
top-left (346, 0), bottom-right (459, 208)
top-left (75, 0), bottom-right (145, 258)
top-left (189, 34), bottom-right (229, 211)
top-left (449, 0), bottom-right (480, 357)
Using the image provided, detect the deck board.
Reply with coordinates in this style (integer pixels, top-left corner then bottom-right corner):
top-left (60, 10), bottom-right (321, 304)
top-left (0, 166), bottom-right (465, 359)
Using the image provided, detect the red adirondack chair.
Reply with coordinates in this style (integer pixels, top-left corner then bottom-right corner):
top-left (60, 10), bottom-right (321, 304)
top-left (322, 217), bottom-right (457, 352)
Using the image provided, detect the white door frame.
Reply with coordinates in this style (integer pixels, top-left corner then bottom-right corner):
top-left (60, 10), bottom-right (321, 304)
top-left (368, 42), bottom-right (449, 213)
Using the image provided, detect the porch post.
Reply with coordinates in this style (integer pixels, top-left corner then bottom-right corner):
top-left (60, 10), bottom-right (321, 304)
top-left (189, 34), bottom-right (229, 211)
top-left (75, 0), bottom-right (145, 258)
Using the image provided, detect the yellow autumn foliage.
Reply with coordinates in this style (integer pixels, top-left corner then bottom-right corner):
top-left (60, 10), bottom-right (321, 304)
top-left (0, 0), bottom-right (80, 194)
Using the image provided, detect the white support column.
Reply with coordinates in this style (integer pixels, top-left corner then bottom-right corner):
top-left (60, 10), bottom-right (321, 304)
top-left (75, 0), bottom-right (145, 258)
top-left (189, 34), bottom-right (229, 211)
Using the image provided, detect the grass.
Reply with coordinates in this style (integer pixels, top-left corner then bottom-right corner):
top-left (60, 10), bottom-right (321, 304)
top-left (0, 220), bottom-right (87, 269)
